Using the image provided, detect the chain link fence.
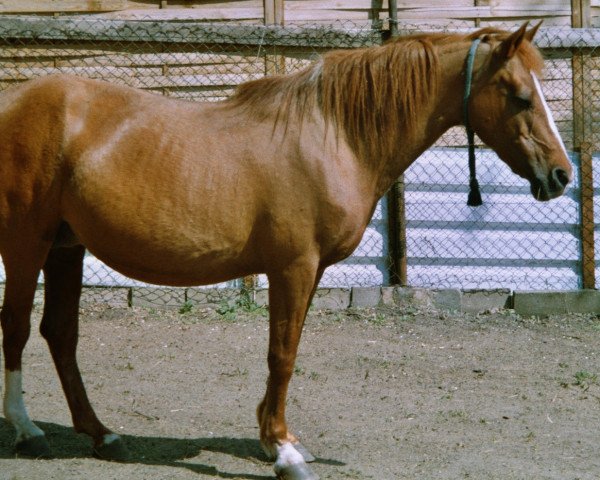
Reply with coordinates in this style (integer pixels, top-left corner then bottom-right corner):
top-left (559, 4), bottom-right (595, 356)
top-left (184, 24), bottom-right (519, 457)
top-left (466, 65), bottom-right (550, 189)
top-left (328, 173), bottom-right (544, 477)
top-left (0, 16), bottom-right (597, 306)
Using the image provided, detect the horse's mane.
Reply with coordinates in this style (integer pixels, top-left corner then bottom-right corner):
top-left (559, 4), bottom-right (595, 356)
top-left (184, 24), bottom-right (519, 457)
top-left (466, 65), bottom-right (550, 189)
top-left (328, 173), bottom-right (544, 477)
top-left (226, 27), bottom-right (544, 162)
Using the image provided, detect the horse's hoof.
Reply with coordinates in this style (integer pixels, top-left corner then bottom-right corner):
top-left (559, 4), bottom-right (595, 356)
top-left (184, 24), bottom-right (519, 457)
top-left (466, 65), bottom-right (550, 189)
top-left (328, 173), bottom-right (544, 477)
top-left (15, 435), bottom-right (52, 459)
top-left (93, 436), bottom-right (130, 462)
top-left (275, 462), bottom-right (319, 480)
top-left (293, 442), bottom-right (316, 463)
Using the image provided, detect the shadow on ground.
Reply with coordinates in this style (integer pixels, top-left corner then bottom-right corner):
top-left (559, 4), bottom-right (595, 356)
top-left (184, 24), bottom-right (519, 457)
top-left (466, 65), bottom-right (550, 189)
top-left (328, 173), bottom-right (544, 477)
top-left (0, 418), bottom-right (344, 479)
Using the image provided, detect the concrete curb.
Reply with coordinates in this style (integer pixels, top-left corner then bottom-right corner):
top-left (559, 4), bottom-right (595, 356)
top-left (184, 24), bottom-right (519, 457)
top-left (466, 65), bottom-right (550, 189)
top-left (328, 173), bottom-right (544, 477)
top-left (513, 290), bottom-right (600, 316)
top-left (26, 286), bottom-right (599, 316)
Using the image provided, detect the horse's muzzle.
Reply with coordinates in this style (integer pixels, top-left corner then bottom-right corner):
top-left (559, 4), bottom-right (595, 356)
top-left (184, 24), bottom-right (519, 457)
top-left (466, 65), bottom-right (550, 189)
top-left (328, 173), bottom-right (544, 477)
top-left (531, 167), bottom-right (571, 201)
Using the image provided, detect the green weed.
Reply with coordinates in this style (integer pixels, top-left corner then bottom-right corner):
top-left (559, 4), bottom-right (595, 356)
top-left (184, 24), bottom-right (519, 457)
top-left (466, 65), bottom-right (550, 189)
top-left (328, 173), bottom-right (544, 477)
top-left (574, 370), bottom-right (598, 391)
top-left (179, 300), bottom-right (193, 314)
top-left (216, 295), bottom-right (267, 321)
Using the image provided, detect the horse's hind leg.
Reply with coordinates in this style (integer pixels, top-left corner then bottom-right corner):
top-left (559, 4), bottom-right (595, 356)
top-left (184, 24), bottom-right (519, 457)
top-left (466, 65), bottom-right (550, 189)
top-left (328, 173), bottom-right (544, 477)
top-left (1, 244), bottom-right (51, 457)
top-left (40, 245), bottom-right (129, 461)
top-left (258, 259), bottom-right (323, 480)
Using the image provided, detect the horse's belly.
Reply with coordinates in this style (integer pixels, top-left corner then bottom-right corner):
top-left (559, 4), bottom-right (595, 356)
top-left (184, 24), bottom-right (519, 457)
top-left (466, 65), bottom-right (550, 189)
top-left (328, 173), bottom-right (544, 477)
top-left (66, 211), bottom-right (257, 287)
top-left (86, 238), bottom-right (254, 287)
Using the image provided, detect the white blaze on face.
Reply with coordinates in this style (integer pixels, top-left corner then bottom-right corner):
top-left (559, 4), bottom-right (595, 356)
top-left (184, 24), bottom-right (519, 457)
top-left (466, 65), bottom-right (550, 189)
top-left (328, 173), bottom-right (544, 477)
top-left (530, 71), bottom-right (569, 159)
top-left (3, 370), bottom-right (44, 442)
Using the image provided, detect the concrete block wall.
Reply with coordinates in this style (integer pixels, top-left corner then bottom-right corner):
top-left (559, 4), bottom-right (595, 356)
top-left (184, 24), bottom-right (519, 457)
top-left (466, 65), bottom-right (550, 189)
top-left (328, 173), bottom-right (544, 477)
top-left (16, 285), bottom-right (600, 317)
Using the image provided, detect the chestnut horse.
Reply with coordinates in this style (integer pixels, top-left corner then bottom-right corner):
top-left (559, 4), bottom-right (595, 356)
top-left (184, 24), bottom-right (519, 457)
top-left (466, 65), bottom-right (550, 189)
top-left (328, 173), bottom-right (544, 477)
top-left (0, 23), bottom-right (571, 479)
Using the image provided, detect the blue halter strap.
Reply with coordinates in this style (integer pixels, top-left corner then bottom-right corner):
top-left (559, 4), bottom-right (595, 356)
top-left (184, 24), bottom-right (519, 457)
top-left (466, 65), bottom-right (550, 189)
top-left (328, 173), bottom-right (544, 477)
top-left (463, 38), bottom-right (483, 207)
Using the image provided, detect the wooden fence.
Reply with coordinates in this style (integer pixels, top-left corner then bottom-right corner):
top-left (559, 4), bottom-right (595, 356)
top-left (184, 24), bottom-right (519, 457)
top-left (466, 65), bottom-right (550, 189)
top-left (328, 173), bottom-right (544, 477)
top-left (2, 1), bottom-right (600, 27)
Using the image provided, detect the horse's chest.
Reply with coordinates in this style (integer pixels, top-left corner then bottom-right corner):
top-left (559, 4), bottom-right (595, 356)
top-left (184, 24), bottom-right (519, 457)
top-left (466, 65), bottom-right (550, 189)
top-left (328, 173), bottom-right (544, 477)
top-left (317, 207), bottom-right (370, 263)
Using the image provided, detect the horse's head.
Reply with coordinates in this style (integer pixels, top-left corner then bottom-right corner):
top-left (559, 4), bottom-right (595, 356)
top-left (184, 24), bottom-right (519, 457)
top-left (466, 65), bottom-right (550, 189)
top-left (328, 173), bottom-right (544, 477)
top-left (467, 22), bottom-right (572, 201)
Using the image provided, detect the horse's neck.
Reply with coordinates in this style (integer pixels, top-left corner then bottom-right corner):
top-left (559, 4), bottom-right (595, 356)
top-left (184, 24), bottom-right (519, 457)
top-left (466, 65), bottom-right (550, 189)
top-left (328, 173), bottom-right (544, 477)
top-left (371, 41), bottom-right (480, 198)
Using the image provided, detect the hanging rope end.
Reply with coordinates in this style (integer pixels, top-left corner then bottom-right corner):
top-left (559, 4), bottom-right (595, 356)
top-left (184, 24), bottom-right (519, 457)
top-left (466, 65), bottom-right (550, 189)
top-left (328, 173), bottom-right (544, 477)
top-left (467, 178), bottom-right (483, 206)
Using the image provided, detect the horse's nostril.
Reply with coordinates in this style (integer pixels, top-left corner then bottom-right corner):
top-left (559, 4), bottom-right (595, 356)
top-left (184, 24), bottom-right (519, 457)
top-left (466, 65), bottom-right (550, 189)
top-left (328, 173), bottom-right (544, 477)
top-left (552, 167), bottom-right (570, 189)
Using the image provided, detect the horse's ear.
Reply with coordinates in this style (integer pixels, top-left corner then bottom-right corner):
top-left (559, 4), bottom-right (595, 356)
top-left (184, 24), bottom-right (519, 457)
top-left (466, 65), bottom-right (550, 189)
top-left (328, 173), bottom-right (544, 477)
top-left (496, 22), bottom-right (529, 60)
top-left (524, 20), bottom-right (543, 43)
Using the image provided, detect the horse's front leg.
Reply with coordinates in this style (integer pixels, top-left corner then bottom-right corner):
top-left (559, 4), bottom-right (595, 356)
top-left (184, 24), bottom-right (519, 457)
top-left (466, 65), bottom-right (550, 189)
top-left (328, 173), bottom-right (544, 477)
top-left (259, 259), bottom-right (322, 480)
top-left (40, 245), bottom-right (129, 461)
top-left (1, 240), bottom-right (52, 458)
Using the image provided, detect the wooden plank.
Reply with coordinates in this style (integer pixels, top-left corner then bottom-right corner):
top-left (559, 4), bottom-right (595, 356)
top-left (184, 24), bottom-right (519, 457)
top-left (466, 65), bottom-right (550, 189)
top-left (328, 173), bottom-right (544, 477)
top-left (55, 52), bottom-right (263, 67)
top-left (103, 7), bottom-right (265, 21)
top-left (285, 0), bottom-right (473, 7)
top-left (394, 6), bottom-right (570, 19)
top-left (158, 63), bottom-right (263, 76)
top-left (159, 0), bottom-right (261, 7)
top-left (105, 72), bottom-right (264, 88)
top-left (98, 0), bottom-right (262, 10)
top-left (0, 47), bottom-right (263, 69)
top-left (0, 72), bottom-right (262, 91)
top-left (125, 1), bottom-right (161, 8)
top-left (0, 0), bottom-right (127, 13)
top-left (298, 8), bottom-right (563, 23)
top-left (284, 4), bottom-right (569, 20)
top-left (0, 46), bottom-right (117, 59)
top-left (0, 65), bottom-right (163, 81)
top-left (285, 11), bottom-right (386, 21)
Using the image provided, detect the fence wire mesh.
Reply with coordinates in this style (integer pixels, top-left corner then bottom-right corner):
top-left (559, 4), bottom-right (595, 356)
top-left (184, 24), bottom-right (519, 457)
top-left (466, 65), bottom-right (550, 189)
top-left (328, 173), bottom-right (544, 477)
top-left (0, 16), bottom-right (597, 307)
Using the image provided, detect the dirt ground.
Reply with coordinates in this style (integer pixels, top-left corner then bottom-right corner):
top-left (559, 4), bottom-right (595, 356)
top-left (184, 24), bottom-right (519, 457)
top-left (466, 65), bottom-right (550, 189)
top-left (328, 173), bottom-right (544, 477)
top-left (0, 301), bottom-right (599, 480)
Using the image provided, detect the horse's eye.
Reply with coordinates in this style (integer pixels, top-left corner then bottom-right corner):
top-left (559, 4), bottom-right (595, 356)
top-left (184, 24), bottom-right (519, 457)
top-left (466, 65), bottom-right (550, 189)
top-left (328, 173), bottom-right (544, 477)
top-left (513, 93), bottom-right (533, 110)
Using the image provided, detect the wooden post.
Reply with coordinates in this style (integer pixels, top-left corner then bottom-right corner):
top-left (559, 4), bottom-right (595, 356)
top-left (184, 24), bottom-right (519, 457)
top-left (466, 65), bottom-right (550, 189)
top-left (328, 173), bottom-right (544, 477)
top-left (579, 141), bottom-right (596, 289)
top-left (571, 0), bottom-right (591, 28)
top-left (263, 0), bottom-right (285, 75)
top-left (264, 0), bottom-right (284, 25)
top-left (386, 0), bottom-right (408, 286)
top-left (388, 0), bottom-right (398, 36)
top-left (474, 0), bottom-right (481, 28)
top-left (387, 180), bottom-right (407, 286)
top-left (571, 0), bottom-right (596, 289)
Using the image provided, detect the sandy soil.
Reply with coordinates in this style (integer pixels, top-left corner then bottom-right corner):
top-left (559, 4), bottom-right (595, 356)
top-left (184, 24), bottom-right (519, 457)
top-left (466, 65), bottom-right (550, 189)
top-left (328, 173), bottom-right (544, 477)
top-left (0, 302), bottom-right (599, 480)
